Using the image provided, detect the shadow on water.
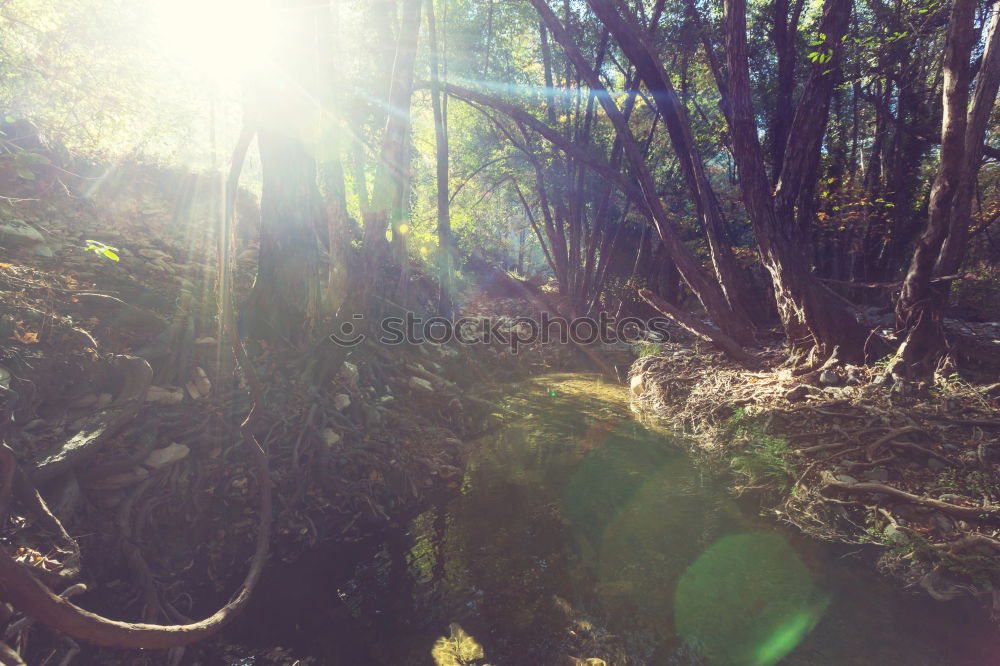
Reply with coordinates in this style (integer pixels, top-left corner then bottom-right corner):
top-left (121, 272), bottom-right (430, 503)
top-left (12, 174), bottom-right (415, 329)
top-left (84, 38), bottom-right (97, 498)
top-left (228, 373), bottom-right (1000, 665)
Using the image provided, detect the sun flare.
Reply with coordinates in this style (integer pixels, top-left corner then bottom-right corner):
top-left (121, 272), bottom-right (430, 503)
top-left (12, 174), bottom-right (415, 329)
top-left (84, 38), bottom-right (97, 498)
top-left (148, 0), bottom-right (274, 80)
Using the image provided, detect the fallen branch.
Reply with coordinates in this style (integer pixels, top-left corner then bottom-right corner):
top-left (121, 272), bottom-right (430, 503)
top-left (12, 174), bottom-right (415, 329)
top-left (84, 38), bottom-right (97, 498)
top-left (820, 470), bottom-right (999, 520)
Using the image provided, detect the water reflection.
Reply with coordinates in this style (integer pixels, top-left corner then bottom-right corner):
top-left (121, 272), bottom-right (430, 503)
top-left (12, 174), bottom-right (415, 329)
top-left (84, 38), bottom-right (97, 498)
top-left (229, 373), bottom-right (1000, 665)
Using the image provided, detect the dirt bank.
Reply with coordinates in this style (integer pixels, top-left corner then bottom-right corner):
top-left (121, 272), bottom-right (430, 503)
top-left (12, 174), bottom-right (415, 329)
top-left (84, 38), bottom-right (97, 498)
top-left (628, 339), bottom-right (1000, 620)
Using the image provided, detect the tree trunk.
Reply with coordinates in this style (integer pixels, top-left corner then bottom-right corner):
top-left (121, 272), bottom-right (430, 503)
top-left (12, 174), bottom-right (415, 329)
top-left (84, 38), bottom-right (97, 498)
top-left (246, 130), bottom-right (323, 344)
top-left (894, 0), bottom-right (977, 369)
top-left (935, 7), bottom-right (1000, 275)
top-left (427, 0), bottom-right (453, 317)
top-left (529, 0), bottom-right (754, 348)
top-left (723, 0), bottom-right (869, 362)
top-left (586, 0), bottom-right (760, 334)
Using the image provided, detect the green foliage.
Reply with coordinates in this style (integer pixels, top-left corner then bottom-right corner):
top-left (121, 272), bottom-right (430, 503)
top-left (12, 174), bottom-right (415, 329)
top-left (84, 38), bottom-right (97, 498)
top-left (727, 409), bottom-right (795, 489)
top-left (83, 239), bottom-right (119, 261)
top-left (633, 341), bottom-right (664, 358)
top-left (928, 469), bottom-right (1000, 498)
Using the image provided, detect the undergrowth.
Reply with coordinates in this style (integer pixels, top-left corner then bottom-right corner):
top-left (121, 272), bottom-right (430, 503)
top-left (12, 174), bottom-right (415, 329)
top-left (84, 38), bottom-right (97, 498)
top-left (726, 408), bottom-right (795, 489)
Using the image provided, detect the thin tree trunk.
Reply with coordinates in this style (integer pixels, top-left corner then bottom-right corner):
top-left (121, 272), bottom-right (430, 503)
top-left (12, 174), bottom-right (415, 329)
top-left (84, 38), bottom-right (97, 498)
top-left (894, 0), bottom-right (977, 369)
top-left (529, 0), bottom-right (754, 347)
top-left (427, 0), bottom-right (453, 317)
top-left (936, 6), bottom-right (1000, 275)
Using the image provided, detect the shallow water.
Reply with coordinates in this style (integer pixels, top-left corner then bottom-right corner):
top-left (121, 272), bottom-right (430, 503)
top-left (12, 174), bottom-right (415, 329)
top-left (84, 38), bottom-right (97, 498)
top-left (231, 373), bottom-right (1000, 665)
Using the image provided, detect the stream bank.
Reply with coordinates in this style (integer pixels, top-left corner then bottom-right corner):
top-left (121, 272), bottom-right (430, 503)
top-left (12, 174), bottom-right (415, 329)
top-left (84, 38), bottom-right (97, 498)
top-left (628, 336), bottom-right (1000, 624)
top-left (222, 373), bottom-right (999, 666)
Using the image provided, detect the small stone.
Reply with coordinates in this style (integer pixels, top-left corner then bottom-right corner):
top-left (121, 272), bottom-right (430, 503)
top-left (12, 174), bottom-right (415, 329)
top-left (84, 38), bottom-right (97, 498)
top-left (339, 362), bottom-right (359, 388)
top-left (864, 467), bottom-right (889, 482)
top-left (629, 374), bottom-right (646, 395)
top-left (927, 458), bottom-right (946, 472)
top-left (145, 386), bottom-right (185, 405)
top-left (144, 442), bottom-right (190, 468)
top-left (322, 428), bottom-right (342, 446)
top-left (819, 370), bottom-right (840, 386)
top-left (884, 525), bottom-right (908, 544)
top-left (185, 367), bottom-right (211, 400)
top-left (785, 385), bottom-right (811, 402)
top-left (930, 512), bottom-right (954, 534)
top-left (334, 393), bottom-right (351, 410)
top-left (845, 376), bottom-right (862, 386)
top-left (69, 393), bottom-right (99, 408)
top-left (408, 376), bottom-right (434, 393)
top-left (87, 466), bottom-right (149, 490)
top-left (835, 474), bottom-right (860, 484)
top-left (193, 336), bottom-right (218, 346)
top-left (939, 494), bottom-right (964, 503)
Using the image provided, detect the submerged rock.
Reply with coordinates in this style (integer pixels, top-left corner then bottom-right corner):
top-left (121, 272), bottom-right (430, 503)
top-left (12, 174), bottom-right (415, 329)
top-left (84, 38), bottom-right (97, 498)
top-left (144, 442), bottom-right (190, 468)
top-left (819, 370), bottom-right (840, 386)
top-left (145, 386), bottom-right (184, 405)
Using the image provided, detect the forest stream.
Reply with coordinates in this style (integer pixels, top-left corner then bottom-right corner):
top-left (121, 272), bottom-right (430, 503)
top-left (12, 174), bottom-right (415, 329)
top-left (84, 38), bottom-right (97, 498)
top-left (226, 374), bottom-right (1000, 666)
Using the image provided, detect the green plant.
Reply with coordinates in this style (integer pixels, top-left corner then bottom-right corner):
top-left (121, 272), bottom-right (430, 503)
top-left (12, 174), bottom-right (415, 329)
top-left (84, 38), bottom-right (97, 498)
top-left (634, 341), bottom-right (664, 358)
top-left (83, 239), bottom-right (119, 261)
top-left (730, 433), bottom-right (795, 489)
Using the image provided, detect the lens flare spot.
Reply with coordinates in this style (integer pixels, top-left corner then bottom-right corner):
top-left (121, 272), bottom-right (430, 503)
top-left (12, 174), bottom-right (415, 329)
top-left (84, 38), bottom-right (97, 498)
top-left (674, 532), bottom-right (828, 666)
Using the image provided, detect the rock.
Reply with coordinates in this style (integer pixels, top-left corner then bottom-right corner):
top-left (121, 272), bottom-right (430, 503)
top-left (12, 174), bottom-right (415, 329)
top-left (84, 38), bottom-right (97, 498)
top-left (145, 386), bottom-right (185, 405)
top-left (845, 376), bottom-right (862, 387)
top-left (939, 494), bottom-right (964, 503)
top-left (409, 376), bottom-right (434, 393)
top-left (144, 442), bottom-right (190, 468)
top-left (884, 525), bottom-right (908, 544)
top-left (333, 393), bottom-right (352, 410)
top-left (629, 374), bottom-right (646, 395)
top-left (785, 385), bottom-right (811, 402)
top-left (193, 336), bottom-right (218, 346)
top-left (86, 466), bottom-right (149, 490)
top-left (95, 392), bottom-right (113, 409)
top-left (819, 370), bottom-right (840, 386)
top-left (930, 512), bottom-right (954, 534)
top-left (33, 244), bottom-right (53, 257)
top-left (927, 458), bottom-right (946, 472)
top-left (185, 367), bottom-right (211, 399)
top-left (835, 474), bottom-right (860, 484)
top-left (864, 467), bottom-right (889, 482)
top-left (339, 362), bottom-right (359, 388)
top-left (138, 248), bottom-right (171, 261)
top-left (0, 219), bottom-right (44, 247)
top-left (322, 428), bottom-right (342, 446)
top-left (69, 393), bottom-right (99, 409)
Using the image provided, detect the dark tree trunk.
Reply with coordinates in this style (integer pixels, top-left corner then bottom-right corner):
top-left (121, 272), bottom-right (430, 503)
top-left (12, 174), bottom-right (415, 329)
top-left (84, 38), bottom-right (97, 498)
top-left (894, 0), bottom-right (978, 369)
top-left (723, 0), bottom-right (869, 362)
top-left (586, 0), bottom-right (761, 334)
top-left (246, 131), bottom-right (323, 344)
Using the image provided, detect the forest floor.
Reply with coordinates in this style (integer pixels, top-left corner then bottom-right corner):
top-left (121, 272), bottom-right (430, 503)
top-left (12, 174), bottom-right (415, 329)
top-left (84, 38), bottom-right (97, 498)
top-left (628, 331), bottom-right (1000, 621)
top-left (0, 174), bottom-right (588, 664)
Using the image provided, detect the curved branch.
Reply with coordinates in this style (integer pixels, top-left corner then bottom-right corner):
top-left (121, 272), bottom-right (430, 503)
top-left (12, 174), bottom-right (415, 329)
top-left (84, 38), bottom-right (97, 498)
top-left (0, 127), bottom-right (272, 649)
